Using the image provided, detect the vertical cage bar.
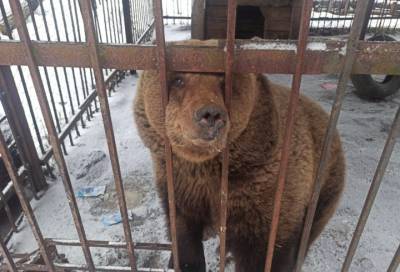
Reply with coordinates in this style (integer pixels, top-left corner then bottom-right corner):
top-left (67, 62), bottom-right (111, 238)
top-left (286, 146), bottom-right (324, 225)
top-left (113, 0), bottom-right (121, 43)
top-left (72, 0), bottom-right (95, 118)
top-left (131, 0), bottom-right (137, 41)
top-left (359, 0), bottom-right (375, 40)
top-left (59, 0), bottom-right (79, 138)
top-left (341, 105), bottom-right (400, 272)
top-left (295, 0), bottom-right (372, 271)
top-left (0, 234), bottom-right (17, 271)
top-left (46, 0), bottom-right (72, 153)
top-left (116, 0), bottom-right (124, 43)
top-left (0, 65), bottom-right (47, 193)
top-left (0, 1), bottom-right (46, 155)
top-left (101, 0), bottom-right (110, 43)
top-left (153, 0), bottom-right (180, 270)
top-left (109, 0), bottom-right (118, 43)
top-left (78, 1), bottom-right (137, 271)
top-left (264, 0), bottom-right (314, 270)
top-left (387, 244), bottom-right (400, 272)
top-left (8, 0), bottom-right (96, 270)
top-left (0, 128), bottom-right (55, 271)
top-left (0, 188), bottom-right (17, 232)
top-left (66, 0), bottom-right (86, 130)
top-left (122, 0), bottom-right (134, 44)
top-left (219, 0), bottom-right (236, 271)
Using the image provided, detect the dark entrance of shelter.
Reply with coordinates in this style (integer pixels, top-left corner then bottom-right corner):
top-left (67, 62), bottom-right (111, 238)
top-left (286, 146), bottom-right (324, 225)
top-left (235, 6), bottom-right (264, 39)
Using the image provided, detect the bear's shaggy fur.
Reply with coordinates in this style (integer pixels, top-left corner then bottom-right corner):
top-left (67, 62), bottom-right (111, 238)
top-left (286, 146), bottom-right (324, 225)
top-left (134, 65), bottom-right (345, 271)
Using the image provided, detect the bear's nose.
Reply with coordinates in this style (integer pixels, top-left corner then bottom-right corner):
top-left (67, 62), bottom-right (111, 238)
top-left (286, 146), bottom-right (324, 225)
top-left (194, 105), bottom-right (227, 140)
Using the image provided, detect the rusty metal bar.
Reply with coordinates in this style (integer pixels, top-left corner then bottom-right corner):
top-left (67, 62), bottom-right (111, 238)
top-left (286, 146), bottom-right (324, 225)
top-left (0, 236), bottom-right (17, 272)
top-left (45, 238), bottom-right (171, 250)
top-left (0, 1), bottom-right (46, 155)
top-left (296, 1), bottom-right (368, 272)
top-left (47, 0), bottom-right (74, 149)
top-left (163, 15), bottom-right (191, 20)
top-left (340, 107), bottom-right (400, 271)
top-left (0, 188), bottom-right (16, 232)
top-left (41, 0), bottom-right (72, 154)
top-left (73, 0), bottom-right (95, 121)
top-left (55, 264), bottom-right (173, 272)
top-left (110, 0), bottom-right (118, 43)
top-left (8, 0), bottom-right (96, 270)
top-left (0, 262), bottom-right (175, 272)
top-left (0, 65), bottom-right (47, 193)
top-left (0, 129), bottom-right (55, 271)
top-left (0, 264), bottom-right (48, 272)
top-left (264, 0), bottom-right (314, 270)
top-left (3, 213), bottom-right (24, 246)
top-left (122, 0), bottom-right (133, 44)
top-left (116, 0), bottom-right (124, 43)
top-left (387, 243), bottom-right (400, 272)
top-left (1, 40), bottom-right (400, 75)
top-left (38, 0), bottom-right (80, 145)
top-left (219, 0), bottom-right (236, 271)
top-left (359, 0), bottom-right (375, 40)
top-left (296, 0), bottom-right (373, 271)
top-left (66, 0), bottom-right (86, 130)
top-left (58, 0), bottom-right (80, 138)
top-left (78, 0), bottom-right (137, 271)
top-left (153, 0), bottom-right (180, 270)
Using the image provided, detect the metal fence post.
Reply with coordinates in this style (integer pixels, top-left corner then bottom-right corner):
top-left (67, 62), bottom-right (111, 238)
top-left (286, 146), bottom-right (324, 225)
top-left (122, 0), bottom-right (135, 74)
top-left (0, 66), bottom-right (47, 193)
top-left (359, 0), bottom-right (375, 40)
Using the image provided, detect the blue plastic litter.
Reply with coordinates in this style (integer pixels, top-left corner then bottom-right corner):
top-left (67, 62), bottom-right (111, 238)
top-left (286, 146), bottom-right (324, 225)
top-left (76, 185), bottom-right (106, 198)
top-left (101, 212), bottom-right (133, 226)
top-left (101, 212), bottom-right (123, 226)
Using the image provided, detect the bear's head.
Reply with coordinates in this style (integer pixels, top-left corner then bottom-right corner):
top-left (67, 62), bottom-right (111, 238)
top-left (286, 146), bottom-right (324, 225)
top-left (138, 70), bottom-right (259, 163)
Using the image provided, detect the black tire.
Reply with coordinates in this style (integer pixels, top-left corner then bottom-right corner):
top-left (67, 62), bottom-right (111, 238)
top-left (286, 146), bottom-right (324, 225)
top-left (351, 34), bottom-right (400, 100)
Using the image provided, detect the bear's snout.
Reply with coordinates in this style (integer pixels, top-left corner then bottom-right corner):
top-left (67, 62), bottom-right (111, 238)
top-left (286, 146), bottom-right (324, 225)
top-left (194, 105), bottom-right (227, 141)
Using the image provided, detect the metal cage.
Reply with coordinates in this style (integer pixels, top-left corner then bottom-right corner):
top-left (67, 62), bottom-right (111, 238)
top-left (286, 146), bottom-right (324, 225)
top-left (0, 0), bottom-right (399, 271)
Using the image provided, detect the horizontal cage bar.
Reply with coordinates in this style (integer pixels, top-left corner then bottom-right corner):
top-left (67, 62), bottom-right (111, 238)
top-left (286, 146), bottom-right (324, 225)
top-left (0, 40), bottom-right (399, 74)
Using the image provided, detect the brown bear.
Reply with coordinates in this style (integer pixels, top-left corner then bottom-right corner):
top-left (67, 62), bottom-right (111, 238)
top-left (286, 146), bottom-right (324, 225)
top-left (133, 51), bottom-right (345, 271)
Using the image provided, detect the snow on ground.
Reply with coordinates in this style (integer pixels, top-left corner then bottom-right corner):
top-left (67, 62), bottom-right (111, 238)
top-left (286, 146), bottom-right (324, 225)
top-left (5, 24), bottom-right (400, 272)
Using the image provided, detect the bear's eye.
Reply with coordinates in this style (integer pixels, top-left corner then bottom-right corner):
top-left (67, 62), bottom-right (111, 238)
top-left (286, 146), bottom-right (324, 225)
top-left (171, 76), bottom-right (185, 88)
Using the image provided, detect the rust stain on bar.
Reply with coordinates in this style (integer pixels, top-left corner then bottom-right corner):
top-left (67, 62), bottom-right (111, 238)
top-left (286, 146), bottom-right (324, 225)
top-left (340, 109), bottom-right (400, 271)
top-left (264, 0), bottom-right (314, 270)
top-left (153, 0), bottom-right (180, 270)
top-left (0, 129), bottom-right (54, 271)
top-left (219, 0), bottom-right (236, 271)
top-left (78, 0), bottom-right (137, 271)
top-left (296, 0), bottom-right (372, 271)
top-left (8, 0), bottom-right (95, 270)
top-left (0, 235), bottom-right (17, 271)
